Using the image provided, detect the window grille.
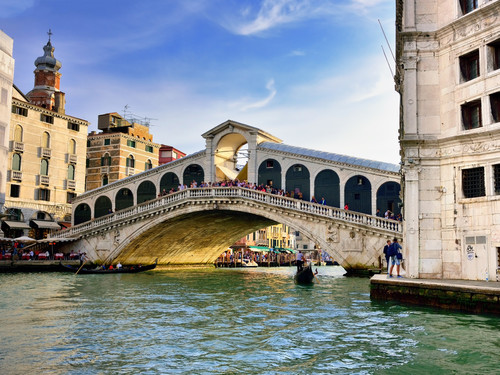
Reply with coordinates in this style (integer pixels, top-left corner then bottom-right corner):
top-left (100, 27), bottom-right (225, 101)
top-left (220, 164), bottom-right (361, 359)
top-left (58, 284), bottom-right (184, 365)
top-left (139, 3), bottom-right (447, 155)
top-left (462, 167), bottom-right (485, 198)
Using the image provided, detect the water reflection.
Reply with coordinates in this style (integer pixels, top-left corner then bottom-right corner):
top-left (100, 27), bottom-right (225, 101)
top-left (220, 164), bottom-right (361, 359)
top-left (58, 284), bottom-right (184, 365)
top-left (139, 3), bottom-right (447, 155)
top-left (0, 268), bottom-right (499, 374)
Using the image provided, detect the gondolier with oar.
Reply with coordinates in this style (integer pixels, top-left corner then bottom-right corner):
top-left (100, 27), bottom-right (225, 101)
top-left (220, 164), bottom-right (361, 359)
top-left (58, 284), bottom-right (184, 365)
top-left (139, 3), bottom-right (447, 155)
top-left (296, 250), bottom-right (304, 272)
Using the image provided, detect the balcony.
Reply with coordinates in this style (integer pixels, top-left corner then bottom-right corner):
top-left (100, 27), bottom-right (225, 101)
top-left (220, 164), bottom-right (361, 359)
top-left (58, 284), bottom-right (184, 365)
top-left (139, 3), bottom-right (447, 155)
top-left (126, 167), bottom-right (135, 176)
top-left (12, 141), bottom-right (24, 152)
top-left (67, 180), bottom-right (76, 190)
top-left (40, 175), bottom-right (50, 185)
top-left (101, 166), bottom-right (110, 174)
top-left (41, 147), bottom-right (51, 158)
top-left (68, 154), bottom-right (77, 164)
top-left (11, 170), bottom-right (22, 181)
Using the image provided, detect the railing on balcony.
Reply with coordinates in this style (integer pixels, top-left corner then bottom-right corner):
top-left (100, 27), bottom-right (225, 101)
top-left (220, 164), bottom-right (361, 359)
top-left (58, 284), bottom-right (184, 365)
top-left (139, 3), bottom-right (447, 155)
top-left (101, 166), bottom-right (110, 174)
top-left (67, 180), bottom-right (76, 190)
top-left (40, 175), bottom-right (50, 185)
top-left (41, 147), bottom-right (51, 158)
top-left (68, 154), bottom-right (77, 164)
top-left (11, 170), bottom-right (22, 181)
top-left (12, 141), bottom-right (24, 152)
top-left (126, 167), bottom-right (135, 176)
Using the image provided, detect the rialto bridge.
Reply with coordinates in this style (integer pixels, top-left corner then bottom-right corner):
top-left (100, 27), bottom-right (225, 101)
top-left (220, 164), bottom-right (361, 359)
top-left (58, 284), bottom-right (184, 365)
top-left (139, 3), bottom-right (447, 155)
top-left (55, 120), bottom-right (403, 272)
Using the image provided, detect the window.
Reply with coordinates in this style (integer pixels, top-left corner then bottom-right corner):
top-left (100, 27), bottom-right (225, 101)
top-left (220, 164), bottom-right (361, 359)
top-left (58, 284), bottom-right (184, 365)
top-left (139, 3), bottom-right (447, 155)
top-left (460, 0), bottom-right (478, 15)
top-left (491, 92), bottom-right (500, 123)
top-left (67, 122), bottom-right (80, 131)
top-left (102, 175), bottom-right (109, 186)
top-left (462, 167), bottom-right (485, 198)
top-left (494, 164), bottom-right (500, 195)
top-left (42, 132), bottom-right (50, 148)
top-left (41, 114), bottom-right (54, 124)
top-left (145, 145), bottom-right (153, 153)
top-left (145, 160), bottom-right (153, 170)
top-left (460, 50), bottom-right (479, 82)
top-left (12, 153), bottom-right (21, 171)
top-left (67, 192), bottom-right (77, 203)
top-left (127, 139), bottom-right (136, 148)
top-left (1, 88), bottom-right (7, 106)
top-left (104, 138), bottom-right (110, 145)
top-left (11, 106), bottom-right (28, 117)
top-left (14, 125), bottom-right (23, 142)
top-left (68, 164), bottom-right (75, 180)
top-left (68, 139), bottom-right (76, 154)
top-left (303, 245), bottom-right (308, 250)
top-left (293, 165), bottom-right (302, 172)
top-left (126, 155), bottom-right (135, 168)
top-left (101, 153), bottom-right (111, 166)
top-left (10, 184), bottom-right (20, 198)
top-left (38, 189), bottom-right (51, 201)
top-left (487, 39), bottom-right (500, 72)
top-left (86, 158), bottom-right (90, 168)
top-left (462, 99), bottom-right (482, 130)
top-left (40, 159), bottom-right (49, 176)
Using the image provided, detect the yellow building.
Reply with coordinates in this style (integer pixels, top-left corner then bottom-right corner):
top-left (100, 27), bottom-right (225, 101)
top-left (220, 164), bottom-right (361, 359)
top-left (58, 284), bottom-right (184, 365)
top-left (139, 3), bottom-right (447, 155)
top-left (85, 112), bottom-right (160, 191)
top-left (3, 36), bottom-right (89, 238)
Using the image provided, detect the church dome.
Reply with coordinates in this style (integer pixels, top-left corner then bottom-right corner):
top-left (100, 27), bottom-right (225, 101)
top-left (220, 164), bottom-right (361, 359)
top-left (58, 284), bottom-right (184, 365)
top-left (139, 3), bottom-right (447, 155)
top-left (34, 39), bottom-right (62, 71)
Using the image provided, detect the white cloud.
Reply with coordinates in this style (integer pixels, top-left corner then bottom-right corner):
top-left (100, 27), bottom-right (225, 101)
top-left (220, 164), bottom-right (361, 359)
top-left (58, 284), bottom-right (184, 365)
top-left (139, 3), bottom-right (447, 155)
top-left (241, 79), bottom-right (277, 111)
top-left (1, 0), bottom-right (35, 18)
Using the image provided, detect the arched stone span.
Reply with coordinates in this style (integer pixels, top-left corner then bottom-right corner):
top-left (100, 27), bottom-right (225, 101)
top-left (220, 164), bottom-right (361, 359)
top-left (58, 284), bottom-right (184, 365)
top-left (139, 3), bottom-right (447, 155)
top-left (345, 175), bottom-right (371, 214)
top-left (376, 181), bottom-right (401, 216)
top-left (183, 164), bottom-right (204, 186)
top-left (258, 159), bottom-right (282, 189)
top-left (160, 172), bottom-right (179, 193)
top-left (95, 196), bottom-right (112, 218)
top-left (286, 164), bottom-right (310, 200)
top-left (314, 169), bottom-right (340, 208)
top-left (214, 133), bottom-right (248, 181)
top-left (116, 188), bottom-right (134, 211)
top-left (137, 180), bottom-right (156, 203)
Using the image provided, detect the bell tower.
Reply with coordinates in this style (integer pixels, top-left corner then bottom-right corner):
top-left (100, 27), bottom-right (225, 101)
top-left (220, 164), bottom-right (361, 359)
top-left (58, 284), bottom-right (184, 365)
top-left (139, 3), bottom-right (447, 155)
top-left (26, 29), bottom-right (65, 114)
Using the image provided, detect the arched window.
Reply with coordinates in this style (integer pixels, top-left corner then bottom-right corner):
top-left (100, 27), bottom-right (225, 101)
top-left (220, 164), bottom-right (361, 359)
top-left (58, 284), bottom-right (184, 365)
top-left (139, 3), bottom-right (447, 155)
top-left (102, 175), bottom-right (109, 186)
top-left (68, 139), bottom-right (76, 154)
top-left (145, 159), bottom-right (152, 171)
top-left (68, 164), bottom-right (75, 180)
top-left (126, 155), bottom-right (135, 168)
top-left (14, 125), bottom-right (23, 142)
top-left (101, 153), bottom-right (111, 166)
top-left (12, 154), bottom-right (21, 171)
top-left (40, 159), bottom-right (49, 176)
top-left (41, 132), bottom-right (50, 148)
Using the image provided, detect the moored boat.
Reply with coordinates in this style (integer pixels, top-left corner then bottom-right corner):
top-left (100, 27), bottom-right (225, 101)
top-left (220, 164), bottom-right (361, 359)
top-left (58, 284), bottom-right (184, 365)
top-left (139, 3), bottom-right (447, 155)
top-left (294, 265), bottom-right (315, 285)
top-left (60, 259), bottom-right (157, 274)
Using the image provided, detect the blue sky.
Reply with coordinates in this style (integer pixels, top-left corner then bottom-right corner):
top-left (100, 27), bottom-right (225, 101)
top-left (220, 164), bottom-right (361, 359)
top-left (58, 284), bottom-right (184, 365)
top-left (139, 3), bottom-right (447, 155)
top-left (1, 0), bottom-right (400, 164)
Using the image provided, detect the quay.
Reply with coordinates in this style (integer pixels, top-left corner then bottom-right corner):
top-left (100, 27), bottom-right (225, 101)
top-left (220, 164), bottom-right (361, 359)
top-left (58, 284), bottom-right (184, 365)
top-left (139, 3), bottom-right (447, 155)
top-left (0, 260), bottom-right (80, 273)
top-left (370, 274), bottom-right (500, 315)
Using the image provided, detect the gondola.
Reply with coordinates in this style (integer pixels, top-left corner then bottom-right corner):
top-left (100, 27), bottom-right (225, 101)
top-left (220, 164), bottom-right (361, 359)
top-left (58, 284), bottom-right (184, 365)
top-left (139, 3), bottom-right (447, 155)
top-left (294, 265), bottom-right (315, 285)
top-left (59, 259), bottom-right (157, 274)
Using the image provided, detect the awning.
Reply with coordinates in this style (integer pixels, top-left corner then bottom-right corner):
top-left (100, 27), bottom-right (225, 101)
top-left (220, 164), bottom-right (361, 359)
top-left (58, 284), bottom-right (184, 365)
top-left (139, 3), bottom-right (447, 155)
top-left (30, 220), bottom-right (61, 230)
top-left (275, 247), bottom-right (296, 254)
top-left (2, 221), bottom-right (31, 230)
top-left (248, 246), bottom-right (271, 253)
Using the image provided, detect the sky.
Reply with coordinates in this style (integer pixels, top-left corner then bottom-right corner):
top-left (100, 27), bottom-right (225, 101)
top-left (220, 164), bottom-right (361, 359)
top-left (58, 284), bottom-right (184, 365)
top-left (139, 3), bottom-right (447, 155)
top-left (1, 0), bottom-right (400, 165)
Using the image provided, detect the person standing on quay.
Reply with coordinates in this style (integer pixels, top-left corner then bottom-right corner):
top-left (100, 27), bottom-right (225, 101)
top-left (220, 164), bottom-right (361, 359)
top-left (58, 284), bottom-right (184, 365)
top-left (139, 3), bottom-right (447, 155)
top-left (387, 238), bottom-right (402, 278)
top-left (383, 239), bottom-right (391, 272)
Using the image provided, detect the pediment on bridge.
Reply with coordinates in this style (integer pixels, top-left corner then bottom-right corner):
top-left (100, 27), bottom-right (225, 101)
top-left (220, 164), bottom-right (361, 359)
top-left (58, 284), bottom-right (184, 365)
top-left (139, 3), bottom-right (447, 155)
top-left (201, 119), bottom-right (282, 144)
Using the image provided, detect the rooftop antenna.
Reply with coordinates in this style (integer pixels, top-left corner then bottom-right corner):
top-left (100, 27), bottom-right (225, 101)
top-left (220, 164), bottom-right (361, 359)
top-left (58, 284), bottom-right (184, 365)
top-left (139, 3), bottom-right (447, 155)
top-left (123, 104), bottom-right (129, 118)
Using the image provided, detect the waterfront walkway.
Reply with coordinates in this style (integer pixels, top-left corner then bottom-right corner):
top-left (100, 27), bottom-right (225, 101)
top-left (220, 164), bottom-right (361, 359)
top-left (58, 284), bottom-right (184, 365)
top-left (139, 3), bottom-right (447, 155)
top-left (370, 274), bottom-right (500, 315)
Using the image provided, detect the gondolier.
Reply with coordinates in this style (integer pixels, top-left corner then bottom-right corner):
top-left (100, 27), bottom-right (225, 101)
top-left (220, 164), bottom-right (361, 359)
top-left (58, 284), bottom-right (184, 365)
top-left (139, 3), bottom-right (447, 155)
top-left (296, 250), bottom-right (304, 272)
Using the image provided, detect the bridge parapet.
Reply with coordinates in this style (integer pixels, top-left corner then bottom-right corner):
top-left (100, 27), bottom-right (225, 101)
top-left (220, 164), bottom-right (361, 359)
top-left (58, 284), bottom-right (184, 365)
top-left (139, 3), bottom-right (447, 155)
top-left (55, 187), bottom-right (402, 239)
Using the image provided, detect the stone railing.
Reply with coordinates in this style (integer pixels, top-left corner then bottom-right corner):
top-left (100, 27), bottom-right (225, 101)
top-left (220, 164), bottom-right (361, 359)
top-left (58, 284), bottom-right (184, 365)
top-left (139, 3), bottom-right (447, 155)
top-left (55, 187), bottom-right (402, 239)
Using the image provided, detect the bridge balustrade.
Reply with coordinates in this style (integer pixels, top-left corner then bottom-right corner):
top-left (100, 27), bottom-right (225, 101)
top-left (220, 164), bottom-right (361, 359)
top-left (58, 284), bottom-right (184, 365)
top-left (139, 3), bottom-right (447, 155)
top-left (58, 187), bottom-right (402, 239)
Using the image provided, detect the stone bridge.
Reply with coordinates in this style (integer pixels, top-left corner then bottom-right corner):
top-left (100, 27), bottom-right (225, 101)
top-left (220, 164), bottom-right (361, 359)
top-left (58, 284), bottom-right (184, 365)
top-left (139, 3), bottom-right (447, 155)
top-left (55, 120), bottom-right (403, 272)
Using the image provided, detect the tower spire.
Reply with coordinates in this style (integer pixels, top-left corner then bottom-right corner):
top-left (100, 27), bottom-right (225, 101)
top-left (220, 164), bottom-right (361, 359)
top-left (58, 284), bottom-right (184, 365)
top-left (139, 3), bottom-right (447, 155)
top-left (47, 28), bottom-right (52, 42)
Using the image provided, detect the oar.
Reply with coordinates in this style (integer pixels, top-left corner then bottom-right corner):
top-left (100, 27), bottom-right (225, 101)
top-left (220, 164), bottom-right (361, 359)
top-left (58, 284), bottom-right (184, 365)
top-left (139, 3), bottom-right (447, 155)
top-left (313, 268), bottom-right (320, 283)
top-left (75, 259), bottom-right (87, 275)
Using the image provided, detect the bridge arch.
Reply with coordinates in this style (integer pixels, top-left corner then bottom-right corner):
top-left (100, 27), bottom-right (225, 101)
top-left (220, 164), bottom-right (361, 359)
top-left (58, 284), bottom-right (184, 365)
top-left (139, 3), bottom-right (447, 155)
top-left (116, 188), bottom-right (134, 211)
top-left (258, 159), bottom-right (282, 189)
top-left (286, 164), bottom-right (310, 200)
top-left (314, 169), bottom-right (340, 207)
top-left (137, 180), bottom-right (156, 203)
top-left (376, 181), bottom-right (401, 216)
top-left (183, 164), bottom-right (204, 186)
top-left (160, 172), bottom-right (179, 194)
top-left (74, 203), bottom-right (92, 225)
top-left (214, 132), bottom-right (248, 181)
top-left (344, 175), bottom-right (372, 214)
top-left (95, 196), bottom-right (112, 218)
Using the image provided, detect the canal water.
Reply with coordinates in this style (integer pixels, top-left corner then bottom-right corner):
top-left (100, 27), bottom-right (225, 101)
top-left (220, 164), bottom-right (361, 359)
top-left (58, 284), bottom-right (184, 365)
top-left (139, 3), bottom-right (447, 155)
top-left (1, 267), bottom-right (499, 374)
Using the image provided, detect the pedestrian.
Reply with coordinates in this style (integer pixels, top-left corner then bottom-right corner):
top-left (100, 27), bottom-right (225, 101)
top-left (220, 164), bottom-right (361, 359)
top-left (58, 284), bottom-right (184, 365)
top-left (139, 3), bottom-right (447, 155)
top-left (320, 197), bottom-right (326, 205)
top-left (383, 239), bottom-right (391, 272)
top-left (387, 238), bottom-right (402, 278)
top-left (344, 203), bottom-right (349, 210)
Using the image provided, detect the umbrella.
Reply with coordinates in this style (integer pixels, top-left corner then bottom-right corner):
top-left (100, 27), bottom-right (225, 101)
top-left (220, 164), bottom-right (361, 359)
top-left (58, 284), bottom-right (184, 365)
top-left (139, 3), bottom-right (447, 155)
top-left (13, 236), bottom-right (37, 243)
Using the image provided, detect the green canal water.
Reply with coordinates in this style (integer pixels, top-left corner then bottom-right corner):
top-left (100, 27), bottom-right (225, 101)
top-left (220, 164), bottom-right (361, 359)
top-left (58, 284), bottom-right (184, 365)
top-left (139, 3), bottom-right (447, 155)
top-left (0, 266), bottom-right (499, 374)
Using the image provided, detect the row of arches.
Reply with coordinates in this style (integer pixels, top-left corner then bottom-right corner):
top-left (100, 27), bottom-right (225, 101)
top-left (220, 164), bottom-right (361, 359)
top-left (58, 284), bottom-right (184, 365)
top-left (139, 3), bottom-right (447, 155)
top-left (14, 124), bottom-right (77, 153)
top-left (74, 160), bottom-right (401, 225)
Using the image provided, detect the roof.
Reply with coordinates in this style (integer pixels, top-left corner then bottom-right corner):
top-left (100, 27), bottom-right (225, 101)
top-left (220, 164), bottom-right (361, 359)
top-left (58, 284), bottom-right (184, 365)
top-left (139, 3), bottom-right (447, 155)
top-left (258, 142), bottom-right (400, 173)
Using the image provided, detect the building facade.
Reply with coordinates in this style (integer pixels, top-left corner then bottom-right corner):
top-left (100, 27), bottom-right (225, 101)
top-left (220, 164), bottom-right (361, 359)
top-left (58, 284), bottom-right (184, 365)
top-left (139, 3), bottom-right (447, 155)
top-left (159, 144), bottom-right (185, 165)
top-left (397, 0), bottom-right (500, 280)
top-left (86, 112), bottom-right (160, 192)
top-left (0, 31), bottom-right (14, 225)
top-left (3, 36), bottom-right (89, 238)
